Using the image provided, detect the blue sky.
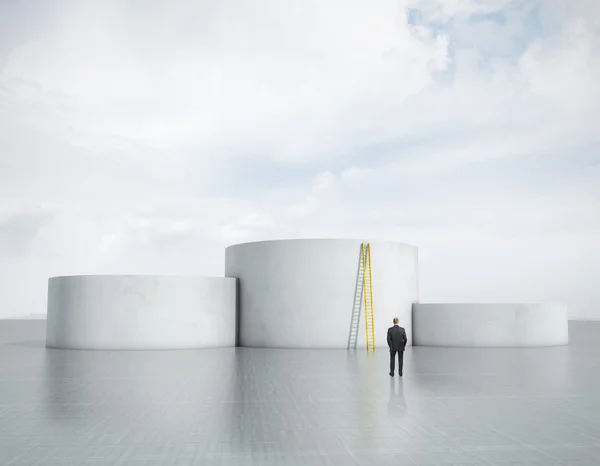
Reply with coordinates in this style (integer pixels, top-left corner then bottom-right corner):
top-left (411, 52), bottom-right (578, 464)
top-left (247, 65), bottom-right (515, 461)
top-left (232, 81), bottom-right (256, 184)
top-left (0, 0), bottom-right (599, 318)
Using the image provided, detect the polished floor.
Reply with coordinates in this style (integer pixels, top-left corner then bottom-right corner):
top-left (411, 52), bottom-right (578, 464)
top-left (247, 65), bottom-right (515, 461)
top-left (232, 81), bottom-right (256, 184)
top-left (1, 320), bottom-right (600, 465)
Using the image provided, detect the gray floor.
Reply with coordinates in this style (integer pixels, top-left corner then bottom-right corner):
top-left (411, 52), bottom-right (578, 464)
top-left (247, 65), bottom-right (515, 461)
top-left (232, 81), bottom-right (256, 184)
top-left (1, 321), bottom-right (600, 466)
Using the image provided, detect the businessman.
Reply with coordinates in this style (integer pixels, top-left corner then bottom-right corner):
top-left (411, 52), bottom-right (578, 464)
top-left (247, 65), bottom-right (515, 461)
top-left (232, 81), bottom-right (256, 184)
top-left (387, 317), bottom-right (407, 377)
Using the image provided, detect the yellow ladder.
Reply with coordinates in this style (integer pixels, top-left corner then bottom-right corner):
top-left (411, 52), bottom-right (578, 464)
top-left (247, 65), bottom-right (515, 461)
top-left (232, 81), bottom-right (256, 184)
top-left (361, 242), bottom-right (375, 351)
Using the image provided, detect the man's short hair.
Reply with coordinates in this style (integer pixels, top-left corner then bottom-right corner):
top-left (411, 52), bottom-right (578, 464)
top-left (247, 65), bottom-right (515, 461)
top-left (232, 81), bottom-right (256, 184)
top-left (393, 317), bottom-right (399, 324)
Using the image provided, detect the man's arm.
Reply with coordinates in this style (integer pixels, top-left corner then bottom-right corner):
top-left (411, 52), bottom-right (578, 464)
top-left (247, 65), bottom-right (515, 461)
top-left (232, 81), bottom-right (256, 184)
top-left (402, 329), bottom-right (408, 348)
top-left (387, 328), bottom-right (392, 348)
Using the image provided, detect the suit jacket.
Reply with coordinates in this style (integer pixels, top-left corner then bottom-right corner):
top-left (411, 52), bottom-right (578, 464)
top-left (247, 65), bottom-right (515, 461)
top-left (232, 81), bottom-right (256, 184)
top-left (387, 325), bottom-right (407, 352)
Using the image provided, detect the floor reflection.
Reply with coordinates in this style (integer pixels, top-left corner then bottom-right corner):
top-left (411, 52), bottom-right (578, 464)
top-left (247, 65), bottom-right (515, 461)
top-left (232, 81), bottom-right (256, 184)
top-left (387, 376), bottom-right (407, 419)
top-left (0, 320), bottom-right (597, 465)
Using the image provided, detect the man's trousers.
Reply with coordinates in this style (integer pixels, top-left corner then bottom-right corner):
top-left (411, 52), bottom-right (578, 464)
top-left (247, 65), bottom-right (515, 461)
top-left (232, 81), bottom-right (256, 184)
top-left (390, 350), bottom-right (404, 376)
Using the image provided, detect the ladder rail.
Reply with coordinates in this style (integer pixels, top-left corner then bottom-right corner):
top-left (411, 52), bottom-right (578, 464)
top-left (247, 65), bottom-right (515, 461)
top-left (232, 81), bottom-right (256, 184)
top-left (347, 243), bottom-right (365, 349)
top-left (363, 242), bottom-right (376, 351)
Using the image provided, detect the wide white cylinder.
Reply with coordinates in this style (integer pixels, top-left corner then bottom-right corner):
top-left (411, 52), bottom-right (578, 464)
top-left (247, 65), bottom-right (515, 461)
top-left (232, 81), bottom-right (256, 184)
top-left (225, 239), bottom-right (418, 349)
top-left (46, 275), bottom-right (237, 350)
top-left (412, 303), bottom-right (569, 347)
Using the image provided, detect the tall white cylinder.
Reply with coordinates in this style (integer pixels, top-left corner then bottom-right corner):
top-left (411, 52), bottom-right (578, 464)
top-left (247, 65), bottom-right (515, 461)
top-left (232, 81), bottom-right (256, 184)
top-left (225, 239), bottom-right (418, 349)
top-left (46, 275), bottom-right (237, 350)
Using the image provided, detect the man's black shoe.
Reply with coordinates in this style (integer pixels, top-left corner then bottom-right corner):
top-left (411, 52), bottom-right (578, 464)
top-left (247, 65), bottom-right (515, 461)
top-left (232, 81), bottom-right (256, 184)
top-left (389, 372), bottom-right (394, 377)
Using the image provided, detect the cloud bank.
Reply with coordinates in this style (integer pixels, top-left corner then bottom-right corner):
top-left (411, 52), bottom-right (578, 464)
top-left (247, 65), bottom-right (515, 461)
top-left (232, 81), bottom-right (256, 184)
top-left (0, 0), bottom-right (599, 317)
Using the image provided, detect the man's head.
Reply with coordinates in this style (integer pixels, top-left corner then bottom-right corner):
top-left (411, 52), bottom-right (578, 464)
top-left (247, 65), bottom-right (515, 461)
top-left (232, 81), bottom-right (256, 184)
top-left (393, 317), bottom-right (399, 325)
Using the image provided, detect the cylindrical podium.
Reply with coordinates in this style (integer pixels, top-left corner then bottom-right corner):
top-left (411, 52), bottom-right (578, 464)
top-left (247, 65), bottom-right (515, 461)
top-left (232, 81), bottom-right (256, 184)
top-left (412, 303), bottom-right (569, 347)
top-left (225, 239), bottom-right (418, 349)
top-left (46, 275), bottom-right (237, 350)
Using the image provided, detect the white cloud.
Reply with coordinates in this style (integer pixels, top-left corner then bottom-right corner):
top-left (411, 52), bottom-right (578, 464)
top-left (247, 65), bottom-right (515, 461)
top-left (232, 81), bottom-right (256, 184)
top-left (520, 18), bottom-right (600, 110)
top-left (409, 0), bottom-right (515, 20)
top-left (284, 171), bottom-right (336, 219)
top-left (0, 0), bottom-right (599, 318)
top-left (1, 0), bottom-right (451, 163)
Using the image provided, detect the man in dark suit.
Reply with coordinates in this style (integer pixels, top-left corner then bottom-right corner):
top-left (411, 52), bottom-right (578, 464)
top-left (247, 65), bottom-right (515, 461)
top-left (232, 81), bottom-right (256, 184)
top-left (387, 317), bottom-right (407, 377)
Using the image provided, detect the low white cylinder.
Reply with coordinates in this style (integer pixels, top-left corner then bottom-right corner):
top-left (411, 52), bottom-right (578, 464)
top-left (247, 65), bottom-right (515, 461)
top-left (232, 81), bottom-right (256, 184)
top-left (46, 275), bottom-right (237, 350)
top-left (412, 303), bottom-right (569, 347)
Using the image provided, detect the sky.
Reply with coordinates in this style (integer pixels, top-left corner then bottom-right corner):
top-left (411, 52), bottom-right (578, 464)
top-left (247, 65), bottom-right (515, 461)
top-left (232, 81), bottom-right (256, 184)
top-left (0, 0), bottom-right (599, 318)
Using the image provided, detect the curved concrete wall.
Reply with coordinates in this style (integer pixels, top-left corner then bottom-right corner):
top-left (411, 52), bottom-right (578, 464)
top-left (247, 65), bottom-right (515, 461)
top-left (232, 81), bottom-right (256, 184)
top-left (412, 303), bottom-right (569, 347)
top-left (46, 275), bottom-right (237, 350)
top-left (225, 239), bottom-right (418, 349)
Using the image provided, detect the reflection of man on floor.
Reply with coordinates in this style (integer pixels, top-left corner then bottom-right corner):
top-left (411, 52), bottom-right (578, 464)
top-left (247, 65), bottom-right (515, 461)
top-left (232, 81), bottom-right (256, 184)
top-left (387, 377), bottom-right (408, 419)
top-left (387, 317), bottom-right (407, 377)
